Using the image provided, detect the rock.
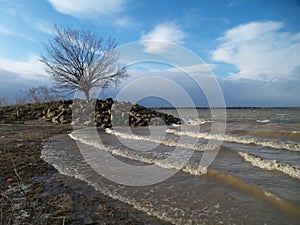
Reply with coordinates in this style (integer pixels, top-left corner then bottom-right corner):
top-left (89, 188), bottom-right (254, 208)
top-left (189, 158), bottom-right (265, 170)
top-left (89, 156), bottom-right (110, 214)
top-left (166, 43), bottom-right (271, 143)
top-left (83, 121), bottom-right (93, 126)
top-left (0, 98), bottom-right (182, 127)
top-left (51, 116), bottom-right (60, 124)
top-left (15, 139), bottom-right (24, 142)
top-left (47, 111), bottom-right (56, 118)
top-left (16, 143), bottom-right (24, 148)
top-left (6, 178), bottom-right (13, 183)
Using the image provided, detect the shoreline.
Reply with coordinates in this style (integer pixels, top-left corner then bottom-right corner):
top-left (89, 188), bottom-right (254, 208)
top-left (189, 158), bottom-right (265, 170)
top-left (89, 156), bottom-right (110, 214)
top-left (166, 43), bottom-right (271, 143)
top-left (0, 120), bottom-right (170, 225)
top-left (153, 106), bottom-right (300, 110)
top-left (41, 124), bottom-right (300, 225)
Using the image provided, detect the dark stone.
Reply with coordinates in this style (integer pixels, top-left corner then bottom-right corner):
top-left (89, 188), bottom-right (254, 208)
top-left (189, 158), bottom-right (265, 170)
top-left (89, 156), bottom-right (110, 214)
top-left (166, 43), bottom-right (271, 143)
top-left (0, 98), bottom-right (182, 127)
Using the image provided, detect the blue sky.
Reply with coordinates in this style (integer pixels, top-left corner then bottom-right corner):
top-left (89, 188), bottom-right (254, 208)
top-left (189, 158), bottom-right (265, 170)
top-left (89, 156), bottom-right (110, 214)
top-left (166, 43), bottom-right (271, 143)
top-left (0, 0), bottom-right (299, 106)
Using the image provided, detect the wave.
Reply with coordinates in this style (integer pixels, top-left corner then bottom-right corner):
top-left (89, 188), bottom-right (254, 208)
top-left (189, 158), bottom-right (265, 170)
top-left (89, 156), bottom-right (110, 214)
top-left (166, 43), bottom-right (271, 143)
top-left (256, 119), bottom-right (270, 123)
top-left (226, 129), bottom-right (300, 142)
top-left (69, 131), bottom-right (208, 177)
top-left (238, 152), bottom-right (300, 180)
top-left (69, 131), bottom-right (299, 198)
top-left (110, 148), bottom-right (208, 176)
top-left (276, 113), bottom-right (289, 116)
top-left (166, 129), bottom-right (300, 152)
top-left (181, 118), bottom-right (212, 126)
top-left (105, 128), bottom-right (218, 151)
top-left (44, 134), bottom-right (300, 223)
top-left (42, 142), bottom-right (190, 225)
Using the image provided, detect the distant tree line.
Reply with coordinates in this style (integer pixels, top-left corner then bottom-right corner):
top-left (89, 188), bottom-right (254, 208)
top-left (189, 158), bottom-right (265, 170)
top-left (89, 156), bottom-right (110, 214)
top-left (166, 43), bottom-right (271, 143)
top-left (0, 86), bottom-right (60, 106)
top-left (22, 86), bottom-right (60, 103)
top-left (0, 94), bottom-right (8, 106)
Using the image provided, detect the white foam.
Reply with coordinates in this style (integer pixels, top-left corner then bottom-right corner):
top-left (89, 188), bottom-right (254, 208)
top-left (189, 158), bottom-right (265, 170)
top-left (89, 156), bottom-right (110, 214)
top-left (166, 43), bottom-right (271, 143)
top-left (106, 128), bottom-right (217, 152)
top-left (181, 118), bottom-right (212, 126)
top-left (110, 148), bottom-right (208, 176)
top-left (43, 133), bottom-right (300, 225)
top-left (256, 119), bottom-right (270, 123)
top-left (291, 131), bottom-right (300, 134)
top-left (41, 153), bottom-right (190, 225)
top-left (166, 129), bottom-right (300, 152)
top-left (238, 152), bottom-right (300, 180)
top-left (66, 131), bottom-right (211, 224)
top-left (69, 130), bottom-right (208, 177)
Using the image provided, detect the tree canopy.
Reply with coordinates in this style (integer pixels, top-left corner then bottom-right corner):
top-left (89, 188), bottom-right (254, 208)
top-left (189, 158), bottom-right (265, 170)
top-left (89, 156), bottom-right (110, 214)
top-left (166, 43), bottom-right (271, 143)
top-left (41, 26), bottom-right (128, 101)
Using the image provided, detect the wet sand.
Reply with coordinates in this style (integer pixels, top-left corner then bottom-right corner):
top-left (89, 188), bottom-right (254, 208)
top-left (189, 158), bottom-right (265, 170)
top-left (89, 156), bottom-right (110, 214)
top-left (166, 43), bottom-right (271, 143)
top-left (0, 120), bottom-right (170, 225)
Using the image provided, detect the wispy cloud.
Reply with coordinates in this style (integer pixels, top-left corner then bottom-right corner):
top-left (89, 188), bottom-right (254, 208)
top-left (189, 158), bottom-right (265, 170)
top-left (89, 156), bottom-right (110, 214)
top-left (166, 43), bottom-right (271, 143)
top-left (115, 17), bottom-right (132, 27)
top-left (0, 23), bottom-right (36, 42)
top-left (140, 21), bottom-right (187, 54)
top-left (218, 74), bottom-right (300, 106)
top-left (0, 55), bottom-right (48, 80)
top-left (33, 21), bottom-right (54, 35)
top-left (167, 64), bottom-right (216, 76)
top-left (183, 8), bottom-right (230, 29)
top-left (48, 0), bottom-right (127, 18)
top-left (227, 0), bottom-right (238, 8)
top-left (111, 66), bottom-right (300, 106)
top-left (0, 55), bottom-right (51, 101)
top-left (0, 25), bottom-right (14, 35)
top-left (212, 21), bottom-right (300, 81)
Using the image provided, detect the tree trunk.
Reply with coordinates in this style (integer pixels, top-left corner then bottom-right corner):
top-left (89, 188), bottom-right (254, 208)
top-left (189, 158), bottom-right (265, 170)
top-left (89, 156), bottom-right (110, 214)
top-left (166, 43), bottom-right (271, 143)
top-left (84, 90), bottom-right (90, 102)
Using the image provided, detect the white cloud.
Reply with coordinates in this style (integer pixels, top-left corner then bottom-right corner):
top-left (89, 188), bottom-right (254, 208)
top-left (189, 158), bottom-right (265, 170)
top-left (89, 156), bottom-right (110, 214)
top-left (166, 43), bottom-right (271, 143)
top-left (48, 0), bottom-right (126, 18)
top-left (168, 64), bottom-right (217, 75)
top-left (218, 74), bottom-right (300, 106)
top-left (0, 56), bottom-right (51, 102)
top-left (33, 22), bottom-right (54, 35)
top-left (107, 67), bottom-right (300, 106)
top-left (115, 17), bottom-right (131, 27)
top-left (140, 21), bottom-right (187, 54)
top-left (0, 55), bottom-right (48, 80)
top-left (212, 21), bottom-right (300, 81)
top-left (0, 24), bottom-right (36, 42)
top-left (0, 25), bottom-right (14, 35)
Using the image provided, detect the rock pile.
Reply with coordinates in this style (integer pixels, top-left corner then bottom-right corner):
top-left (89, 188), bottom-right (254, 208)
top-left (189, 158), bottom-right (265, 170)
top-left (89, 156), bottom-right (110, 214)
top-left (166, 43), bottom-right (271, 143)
top-left (0, 100), bottom-right (73, 124)
top-left (0, 98), bottom-right (181, 127)
top-left (111, 101), bottom-right (180, 127)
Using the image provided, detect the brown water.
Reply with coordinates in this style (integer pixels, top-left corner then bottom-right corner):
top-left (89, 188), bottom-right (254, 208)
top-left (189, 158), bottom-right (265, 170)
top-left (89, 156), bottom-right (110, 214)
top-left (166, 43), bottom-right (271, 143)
top-left (42, 108), bottom-right (300, 224)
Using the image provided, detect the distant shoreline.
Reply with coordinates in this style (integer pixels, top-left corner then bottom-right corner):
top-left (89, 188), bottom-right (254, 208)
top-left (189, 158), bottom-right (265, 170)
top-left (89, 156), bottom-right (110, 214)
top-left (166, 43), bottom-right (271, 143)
top-left (152, 106), bottom-right (300, 110)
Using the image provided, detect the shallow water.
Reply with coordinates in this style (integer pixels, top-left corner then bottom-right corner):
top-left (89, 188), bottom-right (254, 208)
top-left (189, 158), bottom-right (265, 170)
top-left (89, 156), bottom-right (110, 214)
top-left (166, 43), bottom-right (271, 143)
top-left (42, 108), bottom-right (300, 224)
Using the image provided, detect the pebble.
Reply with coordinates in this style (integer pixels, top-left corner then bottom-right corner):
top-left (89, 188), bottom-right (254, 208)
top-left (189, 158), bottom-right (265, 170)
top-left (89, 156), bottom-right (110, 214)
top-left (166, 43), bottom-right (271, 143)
top-left (6, 178), bottom-right (13, 183)
top-left (16, 143), bottom-right (25, 148)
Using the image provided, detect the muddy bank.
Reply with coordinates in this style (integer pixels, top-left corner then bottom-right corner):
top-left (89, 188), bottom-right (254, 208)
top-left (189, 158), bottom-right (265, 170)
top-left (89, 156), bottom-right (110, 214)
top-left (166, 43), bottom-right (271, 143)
top-left (0, 121), bottom-right (170, 225)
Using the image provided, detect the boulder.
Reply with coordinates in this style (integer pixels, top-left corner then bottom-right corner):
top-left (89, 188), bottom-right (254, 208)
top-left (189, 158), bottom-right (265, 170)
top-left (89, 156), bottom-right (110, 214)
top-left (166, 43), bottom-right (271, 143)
top-left (0, 98), bottom-right (182, 127)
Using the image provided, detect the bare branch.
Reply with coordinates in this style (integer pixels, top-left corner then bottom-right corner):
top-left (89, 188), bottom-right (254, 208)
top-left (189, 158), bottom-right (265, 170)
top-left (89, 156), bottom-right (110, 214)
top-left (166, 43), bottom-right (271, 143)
top-left (22, 86), bottom-right (60, 103)
top-left (41, 26), bottom-right (128, 101)
top-left (0, 95), bottom-right (8, 106)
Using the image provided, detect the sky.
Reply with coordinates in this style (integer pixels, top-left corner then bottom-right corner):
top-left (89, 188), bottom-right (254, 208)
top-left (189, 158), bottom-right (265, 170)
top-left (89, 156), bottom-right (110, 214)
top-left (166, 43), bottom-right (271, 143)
top-left (0, 0), bottom-right (299, 106)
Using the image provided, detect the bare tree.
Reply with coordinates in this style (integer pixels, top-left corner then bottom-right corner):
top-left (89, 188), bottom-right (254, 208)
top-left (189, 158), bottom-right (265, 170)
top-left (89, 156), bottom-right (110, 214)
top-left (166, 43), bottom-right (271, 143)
top-left (24, 86), bottom-right (59, 103)
top-left (0, 94), bottom-right (8, 106)
top-left (41, 26), bottom-right (128, 101)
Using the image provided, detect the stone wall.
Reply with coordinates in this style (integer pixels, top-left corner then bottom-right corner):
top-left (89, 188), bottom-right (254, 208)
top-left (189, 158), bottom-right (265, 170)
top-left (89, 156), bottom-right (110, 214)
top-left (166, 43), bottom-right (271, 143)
top-left (0, 98), bottom-right (181, 127)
